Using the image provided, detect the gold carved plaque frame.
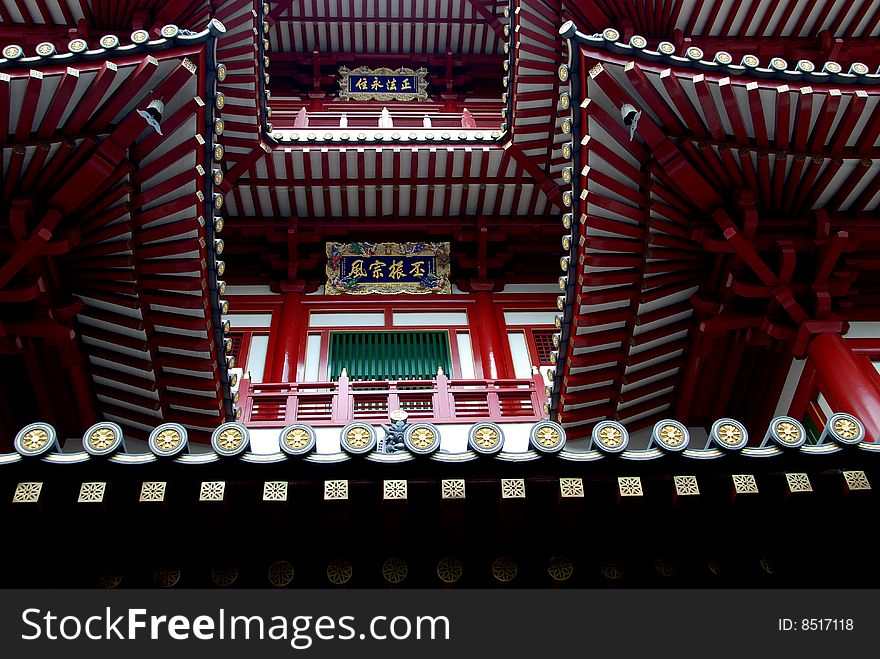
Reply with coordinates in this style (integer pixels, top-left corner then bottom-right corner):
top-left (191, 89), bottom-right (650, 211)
top-left (338, 66), bottom-right (429, 102)
top-left (326, 242), bottom-right (451, 295)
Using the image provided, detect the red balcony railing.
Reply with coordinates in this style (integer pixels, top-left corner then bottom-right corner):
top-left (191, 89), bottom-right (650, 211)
top-left (269, 101), bottom-right (504, 131)
top-left (238, 372), bottom-right (547, 427)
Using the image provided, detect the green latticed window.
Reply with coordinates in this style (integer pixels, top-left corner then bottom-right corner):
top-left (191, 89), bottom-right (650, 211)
top-left (328, 331), bottom-right (451, 381)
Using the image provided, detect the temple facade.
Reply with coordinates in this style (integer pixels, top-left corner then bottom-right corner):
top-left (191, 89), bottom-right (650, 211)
top-left (1, 0), bottom-right (880, 587)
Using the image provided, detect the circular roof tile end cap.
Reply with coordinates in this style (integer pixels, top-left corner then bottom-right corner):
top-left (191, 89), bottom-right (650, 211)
top-left (592, 420), bottom-right (628, 454)
top-left (83, 421), bottom-right (126, 457)
top-left (530, 420), bottom-right (566, 454)
top-left (651, 419), bottom-right (689, 452)
top-left (14, 422), bottom-right (58, 458)
top-left (211, 422), bottom-right (251, 457)
top-left (763, 415), bottom-right (806, 449)
top-left (710, 418), bottom-right (749, 451)
top-left (468, 423), bottom-right (505, 455)
top-left (209, 19), bottom-right (227, 36)
top-left (559, 21), bottom-right (577, 39)
top-left (404, 422), bottom-right (441, 456)
top-left (149, 423), bottom-right (190, 458)
top-left (279, 423), bottom-right (317, 456)
top-left (820, 412), bottom-right (865, 446)
top-left (340, 422), bottom-right (377, 455)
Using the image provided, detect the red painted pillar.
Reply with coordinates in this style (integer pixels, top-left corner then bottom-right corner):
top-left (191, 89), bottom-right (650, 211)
top-left (807, 333), bottom-right (880, 442)
top-left (472, 292), bottom-right (507, 380)
top-left (270, 291), bottom-right (304, 382)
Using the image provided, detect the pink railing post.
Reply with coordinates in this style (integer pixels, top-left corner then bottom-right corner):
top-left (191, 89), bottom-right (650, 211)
top-left (334, 370), bottom-right (352, 423)
top-left (388, 380), bottom-right (400, 414)
top-left (434, 370), bottom-right (452, 421)
top-left (238, 376), bottom-right (252, 423)
top-left (486, 379), bottom-right (502, 418)
top-left (284, 382), bottom-right (297, 423)
top-left (532, 366), bottom-right (547, 416)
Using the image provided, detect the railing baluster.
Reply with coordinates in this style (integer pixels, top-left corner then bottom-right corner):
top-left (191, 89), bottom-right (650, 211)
top-left (487, 379), bottom-right (502, 418)
top-left (239, 377), bottom-right (252, 423)
top-left (434, 372), bottom-right (451, 421)
top-left (532, 369), bottom-right (547, 416)
top-left (285, 383), bottom-right (297, 423)
top-left (336, 372), bottom-right (352, 423)
top-left (388, 379), bottom-right (400, 414)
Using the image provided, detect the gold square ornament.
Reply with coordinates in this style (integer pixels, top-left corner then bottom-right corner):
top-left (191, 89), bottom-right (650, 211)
top-left (78, 482), bottom-right (106, 503)
top-left (673, 476), bottom-right (700, 496)
top-left (199, 481), bottom-right (226, 502)
top-left (732, 474), bottom-right (759, 494)
top-left (324, 480), bottom-right (349, 500)
top-left (785, 473), bottom-right (812, 494)
top-left (618, 476), bottom-right (643, 497)
top-left (139, 481), bottom-right (167, 502)
top-left (12, 482), bottom-right (42, 503)
top-left (842, 470), bottom-right (871, 491)
top-left (263, 481), bottom-right (288, 501)
top-left (441, 479), bottom-right (465, 500)
top-left (501, 478), bottom-right (526, 499)
top-left (383, 479), bottom-right (407, 500)
top-left (559, 477), bottom-right (584, 498)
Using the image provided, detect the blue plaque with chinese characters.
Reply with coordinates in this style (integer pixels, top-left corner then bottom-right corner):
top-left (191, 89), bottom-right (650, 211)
top-left (338, 67), bottom-right (428, 102)
top-left (326, 242), bottom-right (451, 295)
top-left (348, 74), bottom-right (419, 95)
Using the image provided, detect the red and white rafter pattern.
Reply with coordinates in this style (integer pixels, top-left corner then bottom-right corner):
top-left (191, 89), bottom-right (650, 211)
top-left (267, 0), bottom-right (507, 55)
top-left (0, 44), bottom-right (225, 440)
top-left (556, 42), bottom-right (880, 439)
top-left (213, 0), bottom-right (263, 176)
top-left (511, 0), bottom-right (567, 187)
top-left (219, 1), bottom-right (564, 233)
top-left (675, 0), bottom-right (880, 40)
top-left (561, 0), bottom-right (880, 39)
top-left (228, 144), bottom-right (552, 219)
top-left (0, 0), bottom-right (212, 41)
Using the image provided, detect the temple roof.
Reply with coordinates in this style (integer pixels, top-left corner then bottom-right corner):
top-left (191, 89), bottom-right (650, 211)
top-left (4, 1), bottom-right (880, 447)
top-left (0, 22), bottom-right (232, 441)
top-left (551, 24), bottom-right (880, 440)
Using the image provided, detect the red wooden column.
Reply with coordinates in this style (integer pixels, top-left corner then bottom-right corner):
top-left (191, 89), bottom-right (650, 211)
top-left (270, 290), bottom-right (304, 382)
top-left (471, 291), bottom-right (508, 380)
top-left (807, 333), bottom-right (880, 442)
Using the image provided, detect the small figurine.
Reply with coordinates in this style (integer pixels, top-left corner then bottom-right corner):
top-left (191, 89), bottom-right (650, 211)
top-left (381, 410), bottom-right (409, 453)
